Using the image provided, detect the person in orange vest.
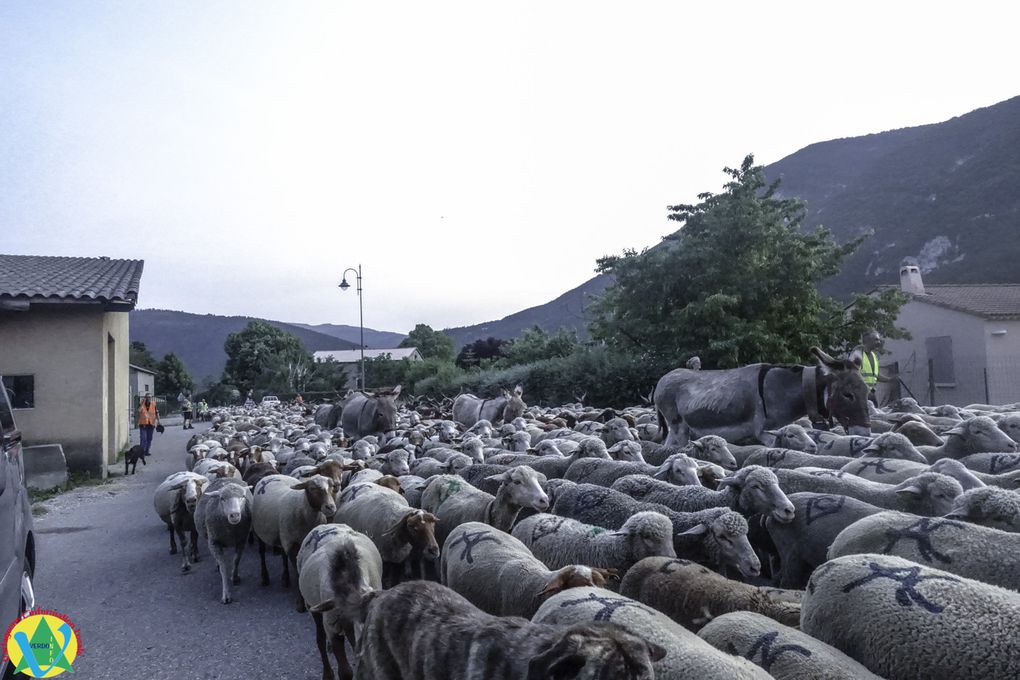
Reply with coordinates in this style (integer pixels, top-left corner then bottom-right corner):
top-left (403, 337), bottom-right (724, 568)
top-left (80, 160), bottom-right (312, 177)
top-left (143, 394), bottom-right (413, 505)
top-left (138, 393), bottom-right (162, 455)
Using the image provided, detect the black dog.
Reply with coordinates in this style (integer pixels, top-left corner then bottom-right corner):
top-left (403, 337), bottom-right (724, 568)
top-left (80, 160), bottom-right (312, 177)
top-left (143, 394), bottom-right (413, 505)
top-left (125, 445), bottom-right (149, 475)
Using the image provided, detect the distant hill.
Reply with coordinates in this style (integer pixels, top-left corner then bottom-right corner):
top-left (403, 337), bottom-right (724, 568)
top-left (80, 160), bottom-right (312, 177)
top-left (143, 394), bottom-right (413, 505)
top-left (442, 275), bottom-right (614, 350)
top-left (443, 95), bottom-right (1020, 345)
top-left (130, 309), bottom-right (357, 385)
top-left (292, 323), bottom-right (406, 349)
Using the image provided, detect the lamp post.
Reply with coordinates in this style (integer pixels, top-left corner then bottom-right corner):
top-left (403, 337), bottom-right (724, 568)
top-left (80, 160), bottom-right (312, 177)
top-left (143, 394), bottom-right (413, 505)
top-left (338, 265), bottom-right (365, 391)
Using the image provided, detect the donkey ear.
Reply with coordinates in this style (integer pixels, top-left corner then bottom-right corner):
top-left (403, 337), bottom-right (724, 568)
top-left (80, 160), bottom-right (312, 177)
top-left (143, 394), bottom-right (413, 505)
top-left (811, 347), bottom-right (842, 374)
top-left (391, 385), bottom-right (402, 397)
top-left (514, 384), bottom-right (523, 397)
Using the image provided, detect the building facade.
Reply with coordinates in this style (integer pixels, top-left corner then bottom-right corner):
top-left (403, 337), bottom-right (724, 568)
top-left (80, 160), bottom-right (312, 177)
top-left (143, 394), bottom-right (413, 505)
top-left (313, 347), bottom-right (422, 389)
top-left (0, 255), bottom-right (144, 475)
top-left (882, 261), bottom-right (1020, 407)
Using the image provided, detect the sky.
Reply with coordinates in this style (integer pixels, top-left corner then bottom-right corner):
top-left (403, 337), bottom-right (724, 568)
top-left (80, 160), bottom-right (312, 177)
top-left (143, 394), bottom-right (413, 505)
top-left (2, 1), bottom-right (1018, 334)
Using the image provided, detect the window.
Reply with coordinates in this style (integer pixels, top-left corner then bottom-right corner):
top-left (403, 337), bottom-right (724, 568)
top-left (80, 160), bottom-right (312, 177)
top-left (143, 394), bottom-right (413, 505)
top-left (925, 336), bottom-right (955, 385)
top-left (1, 375), bottom-right (35, 409)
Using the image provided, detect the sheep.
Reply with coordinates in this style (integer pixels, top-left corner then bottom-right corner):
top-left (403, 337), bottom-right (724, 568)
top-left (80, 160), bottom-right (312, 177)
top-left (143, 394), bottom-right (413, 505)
top-left (763, 423), bottom-right (818, 453)
top-left (533, 586), bottom-right (770, 679)
top-left (192, 458), bottom-right (243, 482)
top-left (283, 454), bottom-right (317, 475)
top-left (844, 456), bottom-right (1009, 489)
top-left (242, 461), bottom-right (278, 492)
top-left (620, 557), bottom-right (799, 631)
top-left (369, 449), bottom-right (412, 476)
top-left (425, 467), bottom-right (549, 545)
top-left (334, 482), bottom-right (439, 586)
top-left (194, 478), bottom-right (253, 604)
top-left (765, 492), bottom-right (886, 589)
top-left (456, 463), bottom-right (513, 494)
top-left (994, 412), bottom-right (1020, 443)
top-left (346, 468), bottom-right (383, 486)
top-left (774, 469), bottom-right (963, 516)
top-left (828, 510), bottom-right (1020, 591)
top-left (297, 524), bottom-right (382, 680)
top-left (945, 486), bottom-right (1020, 533)
top-left (551, 483), bottom-right (760, 578)
top-left (251, 473), bottom-right (338, 609)
top-left (611, 465), bottom-right (795, 523)
top-left (744, 448), bottom-right (856, 471)
top-left (409, 453), bottom-right (471, 478)
top-left (564, 453), bottom-right (701, 487)
top-left (958, 451), bottom-right (1020, 474)
top-left (644, 435), bottom-right (737, 469)
top-left (607, 440), bottom-right (645, 462)
top-left (520, 441), bottom-right (612, 479)
top-left (802, 553), bottom-right (1020, 680)
top-left (397, 474), bottom-right (427, 507)
top-left (441, 521), bottom-right (614, 618)
top-left (893, 418), bottom-right (945, 446)
top-left (602, 416), bottom-right (636, 445)
top-left (153, 471), bottom-right (208, 572)
top-left (698, 611), bottom-right (884, 679)
top-left (855, 431), bottom-right (928, 462)
top-left (812, 434), bottom-right (874, 458)
top-left (358, 580), bottom-right (665, 679)
top-left (917, 415), bottom-right (1019, 461)
top-left (512, 511), bottom-right (676, 575)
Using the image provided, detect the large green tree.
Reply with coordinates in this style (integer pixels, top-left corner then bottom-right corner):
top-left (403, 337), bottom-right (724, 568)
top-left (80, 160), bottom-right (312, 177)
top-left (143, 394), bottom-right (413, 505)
top-left (590, 155), bottom-right (907, 368)
top-left (399, 324), bottom-right (455, 362)
top-left (154, 352), bottom-right (193, 395)
top-left (497, 326), bottom-right (581, 367)
top-left (129, 341), bottom-right (158, 370)
top-left (223, 320), bottom-right (312, 394)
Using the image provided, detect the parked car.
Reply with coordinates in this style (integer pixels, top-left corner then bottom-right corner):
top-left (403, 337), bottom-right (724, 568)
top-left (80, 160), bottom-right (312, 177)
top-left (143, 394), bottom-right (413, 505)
top-left (0, 378), bottom-right (35, 678)
top-left (260, 395), bottom-right (281, 407)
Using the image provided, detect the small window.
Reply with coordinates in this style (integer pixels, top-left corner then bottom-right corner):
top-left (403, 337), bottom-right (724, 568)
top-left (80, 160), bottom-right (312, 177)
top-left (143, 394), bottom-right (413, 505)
top-left (144, 382), bottom-right (150, 392)
top-left (925, 336), bottom-right (955, 385)
top-left (1, 375), bottom-right (34, 409)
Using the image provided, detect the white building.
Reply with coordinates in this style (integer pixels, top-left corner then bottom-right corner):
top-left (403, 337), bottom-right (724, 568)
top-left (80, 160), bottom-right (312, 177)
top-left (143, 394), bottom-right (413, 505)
top-left (313, 347), bottom-right (422, 389)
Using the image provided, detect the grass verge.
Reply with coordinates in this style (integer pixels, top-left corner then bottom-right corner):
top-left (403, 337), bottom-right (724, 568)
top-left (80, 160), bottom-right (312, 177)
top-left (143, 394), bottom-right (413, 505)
top-left (30, 470), bottom-right (116, 515)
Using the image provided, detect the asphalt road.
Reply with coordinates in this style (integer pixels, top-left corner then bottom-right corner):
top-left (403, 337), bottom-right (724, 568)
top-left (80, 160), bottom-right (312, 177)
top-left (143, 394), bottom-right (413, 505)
top-left (31, 421), bottom-right (323, 680)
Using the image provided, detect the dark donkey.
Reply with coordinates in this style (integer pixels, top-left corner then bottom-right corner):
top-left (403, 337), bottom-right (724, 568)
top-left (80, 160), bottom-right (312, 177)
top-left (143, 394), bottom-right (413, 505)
top-left (653, 347), bottom-right (871, 447)
top-left (340, 386), bottom-right (402, 439)
top-left (452, 385), bottom-right (526, 428)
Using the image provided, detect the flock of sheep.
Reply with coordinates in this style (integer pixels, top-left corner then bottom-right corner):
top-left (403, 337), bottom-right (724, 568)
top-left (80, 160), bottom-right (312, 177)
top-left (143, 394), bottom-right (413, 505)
top-left (152, 391), bottom-right (1020, 679)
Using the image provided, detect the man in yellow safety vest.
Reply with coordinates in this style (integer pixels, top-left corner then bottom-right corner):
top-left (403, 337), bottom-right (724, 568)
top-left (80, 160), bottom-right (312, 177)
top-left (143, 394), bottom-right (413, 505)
top-left (850, 329), bottom-right (895, 406)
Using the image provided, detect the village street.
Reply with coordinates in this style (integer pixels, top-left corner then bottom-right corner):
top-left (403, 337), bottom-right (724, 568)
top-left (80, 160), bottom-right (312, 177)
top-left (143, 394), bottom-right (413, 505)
top-left (31, 422), bottom-right (322, 679)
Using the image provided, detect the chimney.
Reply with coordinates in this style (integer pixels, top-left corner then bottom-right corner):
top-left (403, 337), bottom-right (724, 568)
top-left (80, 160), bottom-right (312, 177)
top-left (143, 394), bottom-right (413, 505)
top-left (900, 257), bottom-right (925, 295)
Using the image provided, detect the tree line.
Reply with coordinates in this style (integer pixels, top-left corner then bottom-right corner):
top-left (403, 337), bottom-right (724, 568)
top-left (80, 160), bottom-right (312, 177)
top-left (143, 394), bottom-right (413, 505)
top-left (143, 155), bottom-right (909, 407)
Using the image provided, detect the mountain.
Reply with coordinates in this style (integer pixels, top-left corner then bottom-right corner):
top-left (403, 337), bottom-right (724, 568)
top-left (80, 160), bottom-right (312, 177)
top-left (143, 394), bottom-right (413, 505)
top-left (292, 323), bottom-right (406, 349)
top-left (442, 274), bottom-right (614, 350)
top-left (130, 309), bottom-right (357, 384)
top-left (442, 95), bottom-right (1020, 345)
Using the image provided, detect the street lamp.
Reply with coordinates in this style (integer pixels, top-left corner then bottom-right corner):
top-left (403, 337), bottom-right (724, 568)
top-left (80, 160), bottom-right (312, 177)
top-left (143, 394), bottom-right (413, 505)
top-left (338, 265), bottom-right (365, 391)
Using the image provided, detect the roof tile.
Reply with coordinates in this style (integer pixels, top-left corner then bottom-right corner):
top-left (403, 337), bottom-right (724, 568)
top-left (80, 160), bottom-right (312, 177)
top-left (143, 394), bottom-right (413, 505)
top-left (0, 254), bottom-right (144, 305)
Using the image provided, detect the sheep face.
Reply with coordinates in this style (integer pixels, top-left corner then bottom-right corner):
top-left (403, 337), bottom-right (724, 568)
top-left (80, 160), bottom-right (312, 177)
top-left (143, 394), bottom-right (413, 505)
top-left (447, 454), bottom-right (472, 475)
top-left (689, 436), bottom-right (738, 470)
top-left (489, 467), bottom-right (549, 511)
top-left (460, 438), bottom-right (485, 463)
top-left (467, 420), bottom-right (493, 438)
top-left (682, 512), bottom-right (760, 578)
top-left (946, 487), bottom-right (1020, 532)
top-left (206, 486), bottom-right (249, 525)
top-left (505, 431), bottom-right (531, 452)
top-left (604, 418), bottom-right (635, 445)
top-left (893, 473), bottom-right (963, 516)
top-left (767, 425), bottom-right (817, 454)
top-left (510, 417), bottom-right (528, 431)
top-left (723, 466), bottom-right (795, 523)
top-left (655, 454), bottom-right (701, 487)
top-left (436, 421), bottom-right (459, 443)
top-left (861, 432), bottom-right (926, 463)
top-left (534, 441), bottom-right (566, 458)
top-left (527, 622), bottom-right (664, 680)
top-left (607, 441), bottom-right (643, 462)
top-left (538, 566), bottom-right (615, 599)
top-left (397, 510), bottom-right (440, 560)
top-left (948, 416), bottom-right (1019, 453)
top-left (616, 512), bottom-right (676, 561)
top-left (351, 440), bottom-right (376, 461)
top-left (929, 459), bottom-right (986, 490)
top-left (383, 450), bottom-right (411, 477)
top-left (296, 476), bottom-right (337, 518)
top-left (181, 478), bottom-right (205, 513)
top-left (997, 414), bottom-right (1020, 444)
top-left (578, 438), bottom-right (610, 460)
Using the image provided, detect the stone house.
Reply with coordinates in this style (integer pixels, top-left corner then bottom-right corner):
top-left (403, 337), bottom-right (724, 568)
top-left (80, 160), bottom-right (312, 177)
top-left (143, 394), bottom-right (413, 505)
top-left (0, 254), bottom-right (144, 475)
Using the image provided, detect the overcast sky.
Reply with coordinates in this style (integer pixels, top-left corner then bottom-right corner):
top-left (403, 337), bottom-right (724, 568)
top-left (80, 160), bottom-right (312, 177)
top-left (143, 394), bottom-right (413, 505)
top-left (2, 2), bottom-right (1017, 334)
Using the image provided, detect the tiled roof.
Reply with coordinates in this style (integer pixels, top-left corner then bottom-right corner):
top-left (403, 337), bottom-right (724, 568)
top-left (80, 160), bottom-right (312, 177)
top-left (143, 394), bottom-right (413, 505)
top-left (314, 348), bottom-right (421, 362)
top-left (0, 254), bottom-right (144, 306)
top-left (893, 284), bottom-right (1020, 320)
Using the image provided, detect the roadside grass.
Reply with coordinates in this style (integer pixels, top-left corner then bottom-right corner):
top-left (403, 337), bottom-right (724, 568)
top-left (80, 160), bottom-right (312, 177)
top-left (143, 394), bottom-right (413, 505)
top-left (30, 470), bottom-right (116, 516)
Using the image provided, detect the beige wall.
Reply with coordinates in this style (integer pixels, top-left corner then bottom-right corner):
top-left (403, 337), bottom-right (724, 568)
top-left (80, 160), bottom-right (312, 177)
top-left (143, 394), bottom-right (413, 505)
top-left (884, 301), bottom-right (989, 406)
top-left (0, 306), bottom-right (131, 475)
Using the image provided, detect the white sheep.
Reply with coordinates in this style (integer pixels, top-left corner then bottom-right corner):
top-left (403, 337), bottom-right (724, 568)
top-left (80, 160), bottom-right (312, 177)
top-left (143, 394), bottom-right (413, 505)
top-left (533, 586), bottom-right (770, 679)
top-left (698, 611), bottom-right (883, 679)
top-left (153, 471), bottom-right (209, 572)
top-left (441, 521), bottom-right (614, 617)
top-left (296, 523), bottom-right (382, 680)
top-left (828, 510), bottom-right (1020, 591)
top-left (945, 486), bottom-right (1020, 532)
top-left (334, 482), bottom-right (439, 586)
top-left (194, 478), bottom-right (252, 604)
top-left (251, 473), bottom-right (338, 610)
top-left (512, 512), bottom-right (676, 574)
top-left (802, 553), bottom-right (1020, 679)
